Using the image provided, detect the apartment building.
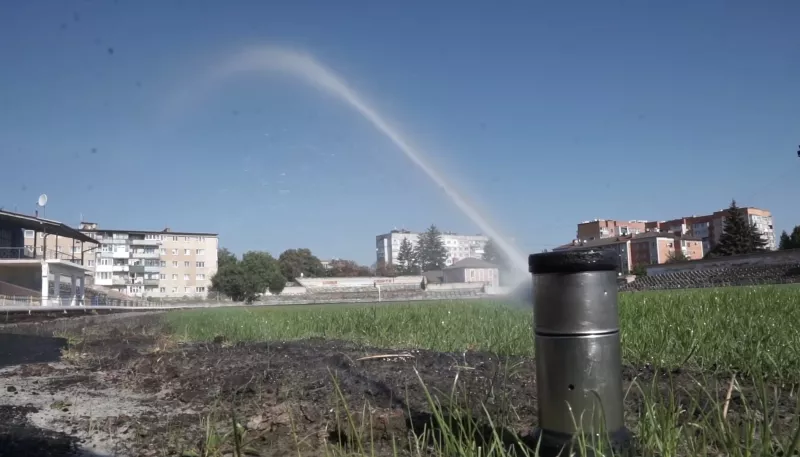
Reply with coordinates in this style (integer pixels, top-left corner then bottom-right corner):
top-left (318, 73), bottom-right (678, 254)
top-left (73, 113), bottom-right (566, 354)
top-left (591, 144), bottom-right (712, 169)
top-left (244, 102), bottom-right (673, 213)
top-left (376, 229), bottom-right (488, 268)
top-left (576, 206), bottom-right (775, 253)
top-left (554, 232), bottom-right (704, 272)
top-left (23, 222), bottom-right (218, 299)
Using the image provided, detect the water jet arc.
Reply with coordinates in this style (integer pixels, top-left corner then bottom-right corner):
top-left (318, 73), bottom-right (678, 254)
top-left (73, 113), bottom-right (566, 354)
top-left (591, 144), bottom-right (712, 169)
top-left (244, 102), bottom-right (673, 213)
top-left (172, 46), bottom-right (527, 275)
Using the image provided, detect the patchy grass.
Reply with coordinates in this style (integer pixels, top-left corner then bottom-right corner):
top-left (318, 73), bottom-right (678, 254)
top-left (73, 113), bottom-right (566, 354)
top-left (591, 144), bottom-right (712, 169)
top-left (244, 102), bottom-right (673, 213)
top-left (165, 285), bottom-right (800, 380)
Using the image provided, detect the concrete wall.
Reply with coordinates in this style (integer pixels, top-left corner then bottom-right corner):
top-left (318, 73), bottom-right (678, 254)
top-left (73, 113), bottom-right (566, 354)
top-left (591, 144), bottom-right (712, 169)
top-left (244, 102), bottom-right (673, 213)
top-left (0, 264), bottom-right (41, 290)
top-left (263, 285), bottom-right (307, 296)
top-left (0, 280), bottom-right (40, 296)
top-left (297, 276), bottom-right (425, 288)
top-left (426, 283), bottom-right (484, 291)
top-left (646, 249), bottom-right (800, 276)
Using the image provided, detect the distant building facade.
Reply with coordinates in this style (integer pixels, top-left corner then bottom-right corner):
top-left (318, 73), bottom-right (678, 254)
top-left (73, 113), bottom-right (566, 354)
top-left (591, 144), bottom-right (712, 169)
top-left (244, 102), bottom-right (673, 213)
top-left (576, 206), bottom-right (775, 253)
top-left (442, 258), bottom-right (500, 287)
top-left (375, 229), bottom-right (488, 268)
top-left (554, 232), bottom-right (704, 272)
top-left (23, 222), bottom-right (218, 299)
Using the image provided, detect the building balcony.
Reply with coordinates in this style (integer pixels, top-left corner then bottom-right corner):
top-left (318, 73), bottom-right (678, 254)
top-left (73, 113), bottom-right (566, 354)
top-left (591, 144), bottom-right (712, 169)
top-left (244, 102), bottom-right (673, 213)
top-left (111, 265), bottom-right (129, 272)
top-left (110, 238), bottom-right (129, 244)
top-left (129, 239), bottom-right (162, 246)
top-left (112, 278), bottom-right (127, 286)
top-left (129, 265), bottom-right (145, 274)
top-left (0, 246), bottom-right (35, 260)
top-left (144, 279), bottom-right (159, 286)
top-left (112, 251), bottom-right (130, 259)
top-left (144, 265), bottom-right (160, 273)
top-left (130, 251), bottom-right (159, 259)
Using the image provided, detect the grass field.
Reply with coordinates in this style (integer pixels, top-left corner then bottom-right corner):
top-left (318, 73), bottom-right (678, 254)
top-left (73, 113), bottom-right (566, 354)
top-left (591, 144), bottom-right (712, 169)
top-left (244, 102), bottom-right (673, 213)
top-left (154, 285), bottom-right (800, 456)
top-left (165, 285), bottom-right (800, 380)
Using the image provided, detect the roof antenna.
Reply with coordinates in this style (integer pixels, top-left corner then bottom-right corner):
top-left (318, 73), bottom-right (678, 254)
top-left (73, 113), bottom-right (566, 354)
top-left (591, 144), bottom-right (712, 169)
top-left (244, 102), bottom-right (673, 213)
top-left (37, 194), bottom-right (48, 218)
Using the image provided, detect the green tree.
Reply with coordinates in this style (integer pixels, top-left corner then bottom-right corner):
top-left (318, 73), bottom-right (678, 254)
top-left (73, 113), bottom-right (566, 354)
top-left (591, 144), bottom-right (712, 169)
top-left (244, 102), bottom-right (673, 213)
top-left (278, 248), bottom-right (325, 282)
top-left (631, 264), bottom-right (648, 276)
top-left (414, 225), bottom-right (449, 272)
top-left (778, 226), bottom-right (800, 250)
top-left (266, 268), bottom-right (287, 295)
top-left (327, 259), bottom-right (371, 277)
top-left (210, 262), bottom-right (247, 301)
top-left (706, 200), bottom-right (768, 258)
top-left (395, 238), bottom-right (419, 275)
top-left (666, 250), bottom-right (688, 263)
top-left (217, 248), bottom-right (238, 269)
top-left (481, 238), bottom-right (502, 265)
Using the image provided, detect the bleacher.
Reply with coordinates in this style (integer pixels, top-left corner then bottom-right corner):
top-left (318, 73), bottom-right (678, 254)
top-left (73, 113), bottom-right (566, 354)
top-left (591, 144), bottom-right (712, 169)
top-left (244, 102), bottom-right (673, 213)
top-left (619, 263), bottom-right (800, 292)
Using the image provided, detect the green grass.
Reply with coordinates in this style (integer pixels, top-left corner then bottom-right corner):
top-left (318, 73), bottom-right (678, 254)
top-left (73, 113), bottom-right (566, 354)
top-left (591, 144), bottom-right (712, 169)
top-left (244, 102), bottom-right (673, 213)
top-left (163, 285), bottom-right (800, 456)
top-left (165, 285), bottom-right (800, 379)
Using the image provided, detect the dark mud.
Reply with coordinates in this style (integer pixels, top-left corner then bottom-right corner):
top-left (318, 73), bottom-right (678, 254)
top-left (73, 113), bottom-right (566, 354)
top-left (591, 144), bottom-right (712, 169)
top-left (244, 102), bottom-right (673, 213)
top-left (0, 314), bottom-right (796, 456)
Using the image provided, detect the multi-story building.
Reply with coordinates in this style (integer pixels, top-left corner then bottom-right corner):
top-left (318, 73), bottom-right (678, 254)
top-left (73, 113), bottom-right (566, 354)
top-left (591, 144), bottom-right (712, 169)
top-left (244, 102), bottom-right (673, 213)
top-left (23, 222), bottom-right (218, 299)
top-left (376, 229), bottom-right (488, 268)
top-left (554, 232), bottom-right (704, 272)
top-left (576, 206), bottom-right (776, 253)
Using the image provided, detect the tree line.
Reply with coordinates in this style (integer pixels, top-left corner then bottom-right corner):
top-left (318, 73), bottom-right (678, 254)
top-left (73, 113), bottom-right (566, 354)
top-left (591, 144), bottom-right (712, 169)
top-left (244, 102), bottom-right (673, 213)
top-left (211, 248), bottom-right (372, 303)
top-left (211, 224), bottom-right (512, 302)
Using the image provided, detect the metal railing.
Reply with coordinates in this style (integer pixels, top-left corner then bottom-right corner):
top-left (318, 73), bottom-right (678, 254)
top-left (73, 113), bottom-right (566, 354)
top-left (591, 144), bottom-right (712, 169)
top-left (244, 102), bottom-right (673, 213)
top-left (0, 247), bottom-right (85, 265)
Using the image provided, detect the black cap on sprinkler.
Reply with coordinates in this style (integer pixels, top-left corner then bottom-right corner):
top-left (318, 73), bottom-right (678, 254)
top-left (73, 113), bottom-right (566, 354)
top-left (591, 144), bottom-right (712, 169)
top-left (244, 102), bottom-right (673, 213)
top-left (528, 249), bottom-right (634, 457)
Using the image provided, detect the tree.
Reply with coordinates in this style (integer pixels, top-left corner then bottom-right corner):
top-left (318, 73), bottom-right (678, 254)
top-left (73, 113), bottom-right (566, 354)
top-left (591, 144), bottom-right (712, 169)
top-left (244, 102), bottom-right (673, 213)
top-left (778, 226), bottom-right (800, 250)
top-left (217, 248), bottom-right (238, 270)
top-left (375, 260), bottom-right (397, 277)
top-left (278, 248), bottom-right (325, 282)
top-left (211, 251), bottom-right (286, 303)
top-left (666, 250), bottom-right (688, 263)
top-left (706, 200), bottom-right (768, 258)
top-left (210, 262), bottom-right (248, 301)
top-left (414, 225), bottom-right (448, 272)
top-left (481, 238), bottom-right (502, 265)
top-left (631, 264), bottom-right (648, 276)
top-left (395, 238), bottom-right (419, 275)
top-left (327, 259), bottom-right (372, 277)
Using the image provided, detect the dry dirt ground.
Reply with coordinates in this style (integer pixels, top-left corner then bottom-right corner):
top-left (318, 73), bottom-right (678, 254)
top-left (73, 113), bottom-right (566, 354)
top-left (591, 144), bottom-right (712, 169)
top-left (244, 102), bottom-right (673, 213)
top-left (0, 312), bottom-right (795, 457)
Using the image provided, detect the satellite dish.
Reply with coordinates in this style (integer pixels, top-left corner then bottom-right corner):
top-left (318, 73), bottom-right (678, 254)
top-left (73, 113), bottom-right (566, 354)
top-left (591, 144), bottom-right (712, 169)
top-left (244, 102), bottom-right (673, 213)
top-left (37, 194), bottom-right (48, 207)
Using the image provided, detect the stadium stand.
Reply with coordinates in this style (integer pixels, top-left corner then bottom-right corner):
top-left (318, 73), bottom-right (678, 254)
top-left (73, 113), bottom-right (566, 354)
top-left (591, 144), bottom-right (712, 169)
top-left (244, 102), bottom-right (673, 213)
top-left (619, 262), bottom-right (800, 292)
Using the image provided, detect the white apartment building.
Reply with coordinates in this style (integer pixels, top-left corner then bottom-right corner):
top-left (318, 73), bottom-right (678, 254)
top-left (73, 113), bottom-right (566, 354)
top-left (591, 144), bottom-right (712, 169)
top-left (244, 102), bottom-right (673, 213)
top-left (24, 222), bottom-right (219, 299)
top-left (375, 229), bottom-right (489, 268)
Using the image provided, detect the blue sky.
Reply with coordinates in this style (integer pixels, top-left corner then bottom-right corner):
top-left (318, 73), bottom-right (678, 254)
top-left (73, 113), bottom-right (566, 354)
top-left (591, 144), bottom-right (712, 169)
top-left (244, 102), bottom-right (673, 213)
top-left (1, 1), bottom-right (798, 264)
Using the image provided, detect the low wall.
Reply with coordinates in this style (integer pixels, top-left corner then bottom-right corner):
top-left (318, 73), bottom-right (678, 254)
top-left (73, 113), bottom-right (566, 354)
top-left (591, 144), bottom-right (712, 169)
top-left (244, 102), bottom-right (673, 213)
top-left (646, 249), bottom-right (800, 276)
top-left (263, 285), bottom-right (307, 296)
top-left (485, 286), bottom-right (513, 295)
top-left (426, 283), bottom-right (484, 291)
top-left (296, 276), bottom-right (425, 288)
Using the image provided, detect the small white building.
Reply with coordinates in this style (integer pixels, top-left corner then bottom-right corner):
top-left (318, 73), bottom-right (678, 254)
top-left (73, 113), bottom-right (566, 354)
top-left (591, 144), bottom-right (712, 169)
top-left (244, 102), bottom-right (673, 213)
top-left (442, 258), bottom-right (500, 287)
top-left (376, 229), bottom-right (489, 268)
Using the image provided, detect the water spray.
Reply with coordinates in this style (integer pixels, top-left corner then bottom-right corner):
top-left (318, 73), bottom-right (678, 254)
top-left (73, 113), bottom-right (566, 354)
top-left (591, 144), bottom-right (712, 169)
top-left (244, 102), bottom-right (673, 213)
top-left (165, 45), bottom-right (529, 280)
top-left (528, 249), bottom-right (632, 456)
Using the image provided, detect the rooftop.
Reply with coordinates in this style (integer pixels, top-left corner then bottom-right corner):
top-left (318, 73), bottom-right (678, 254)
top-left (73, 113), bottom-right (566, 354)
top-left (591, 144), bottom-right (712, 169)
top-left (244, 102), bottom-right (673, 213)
top-left (0, 210), bottom-right (98, 245)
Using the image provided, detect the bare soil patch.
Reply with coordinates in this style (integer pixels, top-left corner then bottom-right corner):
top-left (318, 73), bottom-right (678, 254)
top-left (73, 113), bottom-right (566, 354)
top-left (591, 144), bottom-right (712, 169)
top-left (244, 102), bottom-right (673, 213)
top-left (0, 314), bottom-right (795, 456)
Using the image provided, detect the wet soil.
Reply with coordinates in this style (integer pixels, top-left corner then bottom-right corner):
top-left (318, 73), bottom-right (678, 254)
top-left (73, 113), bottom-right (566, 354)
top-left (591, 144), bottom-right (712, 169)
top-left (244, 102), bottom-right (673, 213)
top-left (0, 313), bottom-right (795, 456)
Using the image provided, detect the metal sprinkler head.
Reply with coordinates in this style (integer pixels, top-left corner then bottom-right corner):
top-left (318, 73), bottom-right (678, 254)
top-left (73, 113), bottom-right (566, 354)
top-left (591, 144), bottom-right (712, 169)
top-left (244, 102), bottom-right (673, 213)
top-left (528, 249), bottom-right (633, 457)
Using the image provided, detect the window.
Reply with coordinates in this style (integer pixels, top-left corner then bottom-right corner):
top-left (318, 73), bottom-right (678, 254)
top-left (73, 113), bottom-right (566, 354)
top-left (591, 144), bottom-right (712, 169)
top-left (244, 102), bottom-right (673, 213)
top-left (160, 248), bottom-right (166, 255)
top-left (24, 230), bottom-right (34, 238)
top-left (159, 274), bottom-right (166, 280)
top-left (185, 287), bottom-right (191, 293)
top-left (196, 274), bottom-right (205, 280)
top-left (196, 287), bottom-right (206, 293)
top-left (160, 260), bottom-right (166, 267)
top-left (196, 261), bottom-right (205, 268)
top-left (171, 249), bottom-right (178, 255)
top-left (196, 249), bottom-right (205, 255)
top-left (184, 237), bottom-right (190, 242)
top-left (88, 260), bottom-right (95, 266)
top-left (159, 287), bottom-right (166, 293)
top-left (99, 272), bottom-right (111, 279)
top-left (172, 261), bottom-right (178, 267)
top-left (183, 274), bottom-right (190, 280)
top-left (184, 249), bottom-right (191, 255)
top-left (171, 287), bottom-right (177, 293)
top-left (172, 274), bottom-right (178, 280)
top-left (172, 236), bottom-right (178, 241)
top-left (184, 261), bottom-right (190, 267)
top-left (100, 258), bottom-right (110, 266)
